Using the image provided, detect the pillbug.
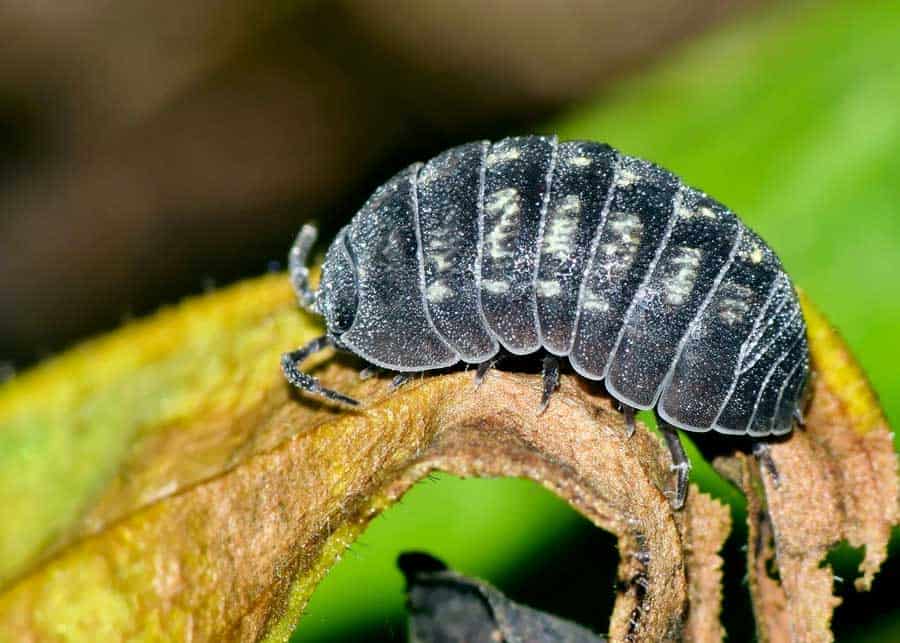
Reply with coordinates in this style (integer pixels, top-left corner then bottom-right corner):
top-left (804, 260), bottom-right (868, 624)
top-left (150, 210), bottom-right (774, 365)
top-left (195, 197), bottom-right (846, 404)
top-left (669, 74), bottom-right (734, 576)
top-left (282, 136), bottom-right (810, 508)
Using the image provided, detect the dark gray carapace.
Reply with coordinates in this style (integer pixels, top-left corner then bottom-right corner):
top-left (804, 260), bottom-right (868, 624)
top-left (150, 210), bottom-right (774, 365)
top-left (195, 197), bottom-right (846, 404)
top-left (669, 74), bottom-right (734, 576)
top-left (282, 136), bottom-right (810, 505)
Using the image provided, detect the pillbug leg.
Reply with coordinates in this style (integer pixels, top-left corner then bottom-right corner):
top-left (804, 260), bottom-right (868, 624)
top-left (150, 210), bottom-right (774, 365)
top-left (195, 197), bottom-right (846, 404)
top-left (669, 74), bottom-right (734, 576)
top-left (281, 335), bottom-right (359, 406)
top-left (659, 421), bottom-right (691, 510)
top-left (289, 224), bottom-right (320, 314)
top-left (539, 355), bottom-right (560, 414)
top-left (390, 373), bottom-right (411, 390)
top-left (474, 361), bottom-right (491, 387)
top-left (473, 356), bottom-right (503, 389)
top-left (625, 570), bottom-right (650, 640)
top-left (618, 531), bottom-right (650, 636)
top-left (359, 366), bottom-right (378, 380)
top-left (631, 531), bottom-right (651, 566)
top-left (633, 548), bottom-right (651, 567)
top-left (622, 405), bottom-right (636, 438)
top-left (793, 407), bottom-right (806, 427)
top-left (753, 441), bottom-right (781, 488)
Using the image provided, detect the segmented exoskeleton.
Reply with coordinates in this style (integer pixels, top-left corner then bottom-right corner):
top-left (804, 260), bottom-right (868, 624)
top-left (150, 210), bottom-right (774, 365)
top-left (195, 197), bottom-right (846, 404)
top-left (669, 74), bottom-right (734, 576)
top-left (282, 136), bottom-right (810, 508)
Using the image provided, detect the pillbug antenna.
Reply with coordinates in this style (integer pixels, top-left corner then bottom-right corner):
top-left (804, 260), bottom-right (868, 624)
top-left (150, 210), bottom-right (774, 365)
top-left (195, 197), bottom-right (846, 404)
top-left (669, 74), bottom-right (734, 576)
top-left (289, 224), bottom-right (321, 314)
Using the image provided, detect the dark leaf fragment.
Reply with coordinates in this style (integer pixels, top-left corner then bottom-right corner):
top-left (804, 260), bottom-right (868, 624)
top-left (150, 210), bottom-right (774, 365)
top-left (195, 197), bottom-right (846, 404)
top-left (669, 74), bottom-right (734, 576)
top-left (400, 551), bottom-right (606, 643)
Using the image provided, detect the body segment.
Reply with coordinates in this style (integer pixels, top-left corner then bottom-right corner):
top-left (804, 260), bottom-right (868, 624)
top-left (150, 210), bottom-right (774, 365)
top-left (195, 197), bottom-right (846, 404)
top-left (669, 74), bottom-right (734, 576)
top-left (569, 156), bottom-right (680, 381)
top-left (536, 141), bottom-right (617, 355)
top-left (418, 142), bottom-right (498, 362)
top-left (479, 136), bottom-right (557, 354)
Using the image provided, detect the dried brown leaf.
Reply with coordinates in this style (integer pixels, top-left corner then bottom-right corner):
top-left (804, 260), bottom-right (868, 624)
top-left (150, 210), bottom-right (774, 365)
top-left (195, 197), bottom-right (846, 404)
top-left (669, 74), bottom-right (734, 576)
top-left (715, 294), bottom-right (898, 643)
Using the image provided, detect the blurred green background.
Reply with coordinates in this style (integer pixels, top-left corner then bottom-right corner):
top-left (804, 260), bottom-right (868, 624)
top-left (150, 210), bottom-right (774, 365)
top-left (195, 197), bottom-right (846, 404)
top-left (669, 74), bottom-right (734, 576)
top-left (1, 0), bottom-right (897, 641)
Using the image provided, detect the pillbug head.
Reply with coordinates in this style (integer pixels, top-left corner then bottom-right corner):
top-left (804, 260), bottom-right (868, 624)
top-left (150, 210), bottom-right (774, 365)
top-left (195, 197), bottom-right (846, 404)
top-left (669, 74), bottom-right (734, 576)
top-left (318, 227), bottom-right (359, 337)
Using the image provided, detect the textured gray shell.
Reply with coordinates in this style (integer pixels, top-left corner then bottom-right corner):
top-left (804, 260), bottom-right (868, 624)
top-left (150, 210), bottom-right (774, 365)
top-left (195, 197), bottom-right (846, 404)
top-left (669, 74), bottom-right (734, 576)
top-left (318, 136), bottom-right (809, 436)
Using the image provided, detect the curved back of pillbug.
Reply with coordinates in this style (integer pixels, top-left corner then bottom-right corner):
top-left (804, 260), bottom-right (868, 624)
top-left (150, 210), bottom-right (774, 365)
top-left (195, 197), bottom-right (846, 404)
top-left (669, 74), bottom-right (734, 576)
top-left (306, 135), bottom-right (809, 437)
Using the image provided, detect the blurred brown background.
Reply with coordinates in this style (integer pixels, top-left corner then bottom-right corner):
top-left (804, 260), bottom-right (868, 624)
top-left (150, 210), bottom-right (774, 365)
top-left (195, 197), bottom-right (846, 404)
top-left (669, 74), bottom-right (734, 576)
top-left (0, 0), bottom-right (761, 367)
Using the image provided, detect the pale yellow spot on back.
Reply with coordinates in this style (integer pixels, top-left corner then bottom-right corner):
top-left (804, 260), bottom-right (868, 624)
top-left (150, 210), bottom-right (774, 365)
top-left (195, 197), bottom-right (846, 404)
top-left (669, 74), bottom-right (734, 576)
top-left (537, 280), bottom-right (562, 297)
top-left (486, 147), bottom-right (521, 166)
top-left (582, 289), bottom-right (610, 312)
top-left (430, 253), bottom-right (452, 272)
top-left (426, 281), bottom-right (453, 303)
top-left (718, 283), bottom-right (753, 325)
top-left (542, 195), bottom-right (581, 261)
top-left (749, 245), bottom-right (764, 264)
top-left (482, 279), bottom-right (510, 294)
top-left (615, 168), bottom-right (640, 187)
top-left (663, 247), bottom-right (702, 305)
top-left (484, 188), bottom-right (520, 260)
